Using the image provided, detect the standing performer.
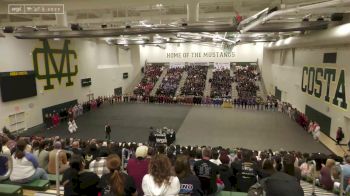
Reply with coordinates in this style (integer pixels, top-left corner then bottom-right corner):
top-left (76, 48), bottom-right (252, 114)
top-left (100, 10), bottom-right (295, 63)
top-left (105, 124), bottom-right (112, 141)
top-left (68, 119), bottom-right (78, 133)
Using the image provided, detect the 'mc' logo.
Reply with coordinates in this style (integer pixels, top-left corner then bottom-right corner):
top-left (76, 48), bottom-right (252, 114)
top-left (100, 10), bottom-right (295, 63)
top-left (32, 40), bottom-right (78, 90)
top-left (301, 66), bottom-right (347, 109)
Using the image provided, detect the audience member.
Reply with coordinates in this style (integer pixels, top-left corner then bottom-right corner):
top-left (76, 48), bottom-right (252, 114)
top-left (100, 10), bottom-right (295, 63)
top-left (193, 147), bottom-right (220, 195)
top-left (89, 147), bottom-right (110, 177)
top-left (62, 155), bottom-right (100, 196)
top-left (48, 141), bottom-right (69, 174)
top-left (260, 159), bottom-right (304, 196)
top-left (320, 158), bottom-right (335, 190)
top-left (231, 149), bottom-right (260, 192)
top-left (127, 145), bottom-right (150, 196)
top-left (98, 154), bottom-right (137, 196)
top-left (218, 154), bottom-right (234, 191)
top-left (10, 139), bottom-right (48, 183)
top-left (175, 154), bottom-right (203, 195)
top-left (142, 154), bottom-right (180, 196)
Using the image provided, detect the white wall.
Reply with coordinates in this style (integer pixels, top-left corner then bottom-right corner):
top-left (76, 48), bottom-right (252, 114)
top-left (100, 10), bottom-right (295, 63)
top-left (0, 36), bottom-right (140, 130)
top-left (262, 44), bottom-right (350, 141)
top-left (139, 43), bottom-right (264, 65)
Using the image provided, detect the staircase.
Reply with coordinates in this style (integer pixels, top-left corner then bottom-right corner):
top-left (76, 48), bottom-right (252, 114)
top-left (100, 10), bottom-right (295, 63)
top-left (230, 68), bottom-right (234, 78)
top-left (150, 68), bottom-right (168, 96)
top-left (126, 70), bottom-right (144, 94)
top-left (231, 83), bottom-right (238, 98)
top-left (175, 71), bottom-right (188, 96)
top-left (256, 80), bottom-right (267, 99)
top-left (203, 67), bottom-right (213, 97)
top-left (300, 181), bottom-right (336, 196)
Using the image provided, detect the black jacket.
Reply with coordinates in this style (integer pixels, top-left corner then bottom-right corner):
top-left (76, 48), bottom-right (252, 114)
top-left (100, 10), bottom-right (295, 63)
top-left (261, 172), bottom-right (304, 196)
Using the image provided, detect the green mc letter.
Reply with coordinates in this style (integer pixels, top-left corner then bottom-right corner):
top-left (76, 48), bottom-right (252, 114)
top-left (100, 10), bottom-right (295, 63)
top-left (33, 39), bottom-right (78, 90)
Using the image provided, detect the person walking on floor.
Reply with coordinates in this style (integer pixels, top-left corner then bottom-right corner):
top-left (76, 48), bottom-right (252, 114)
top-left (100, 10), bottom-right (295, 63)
top-left (105, 124), bottom-right (112, 141)
top-left (336, 127), bottom-right (344, 145)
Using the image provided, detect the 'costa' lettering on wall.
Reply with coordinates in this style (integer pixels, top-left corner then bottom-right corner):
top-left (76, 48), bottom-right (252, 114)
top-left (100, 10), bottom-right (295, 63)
top-left (301, 66), bottom-right (347, 109)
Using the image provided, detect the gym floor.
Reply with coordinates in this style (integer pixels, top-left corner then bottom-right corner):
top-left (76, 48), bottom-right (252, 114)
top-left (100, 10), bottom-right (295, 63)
top-left (23, 103), bottom-right (331, 154)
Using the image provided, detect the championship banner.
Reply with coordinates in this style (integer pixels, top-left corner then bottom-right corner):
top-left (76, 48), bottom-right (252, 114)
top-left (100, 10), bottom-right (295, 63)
top-left (214, 62), bottom-right (230, 70)
top-left (169, 62), bottom-right (185, 68)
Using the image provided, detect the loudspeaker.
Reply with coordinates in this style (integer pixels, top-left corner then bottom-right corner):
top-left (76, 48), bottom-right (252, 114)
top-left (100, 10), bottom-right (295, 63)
top-left (71, 24), bottom-right (83, 31)
top-left (331, 13), bottom-right (343, 21)
top-left (123, 73), bottom-right (128, 79)
top-left (3, 26), bottom-right (14, 33)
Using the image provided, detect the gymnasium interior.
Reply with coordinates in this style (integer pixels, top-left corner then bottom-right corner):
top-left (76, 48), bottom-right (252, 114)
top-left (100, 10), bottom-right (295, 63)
top-left (1, 0), bottom-right (350, 195)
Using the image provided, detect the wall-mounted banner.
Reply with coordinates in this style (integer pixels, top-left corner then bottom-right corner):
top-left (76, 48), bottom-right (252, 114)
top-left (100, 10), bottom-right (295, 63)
top-left (166, 51), bottom-right (235, 59)
top-left (301, 66), bottom-right (347, 109)
top-left (33, 40), bottom-right (78, 90)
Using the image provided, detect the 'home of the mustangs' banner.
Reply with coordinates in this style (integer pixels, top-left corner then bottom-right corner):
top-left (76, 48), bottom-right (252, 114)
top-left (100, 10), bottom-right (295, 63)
top-left (301, 66), bottom-right (347, 109)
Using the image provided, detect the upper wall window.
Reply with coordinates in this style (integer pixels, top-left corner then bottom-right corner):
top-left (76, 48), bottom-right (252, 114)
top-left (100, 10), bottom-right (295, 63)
top-left (323, 53), bottom-right (337, 63)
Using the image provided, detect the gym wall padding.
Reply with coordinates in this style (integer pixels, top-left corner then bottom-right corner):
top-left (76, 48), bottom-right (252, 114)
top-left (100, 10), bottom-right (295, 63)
top-left (42, 100), bottom-right (78, 121)
top-left (275, 86), bottom-right (282, 101)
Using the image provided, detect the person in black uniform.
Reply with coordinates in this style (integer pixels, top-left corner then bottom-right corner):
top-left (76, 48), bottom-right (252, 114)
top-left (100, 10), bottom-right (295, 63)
top-left (105, 124), bottom-right (112, 141)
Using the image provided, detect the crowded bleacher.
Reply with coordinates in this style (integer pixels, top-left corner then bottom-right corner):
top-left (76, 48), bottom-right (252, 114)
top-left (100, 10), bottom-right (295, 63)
top-left (181, 64), bottom-right (208, 97)
top-left (234, 65), bottom-right (260, 98)
top-left (210, 65), bottom-right (233, 98)
top-left (156, 66), bottom-right (184, 97)
top-left (133, 64), bottom-right (164, 96)
top-left (0, 129), bottom-right (346, 196)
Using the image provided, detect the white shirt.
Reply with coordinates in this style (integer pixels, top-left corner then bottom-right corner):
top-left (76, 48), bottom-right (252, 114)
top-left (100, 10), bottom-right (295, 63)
top-left (210, 159), bottom-right (222, 165)
top-left (142, 174), bottom-right (180, 196)
top-left (10, 153), bottom-right (37, 181)
top-left (2, 145), bottom-right (11, 155)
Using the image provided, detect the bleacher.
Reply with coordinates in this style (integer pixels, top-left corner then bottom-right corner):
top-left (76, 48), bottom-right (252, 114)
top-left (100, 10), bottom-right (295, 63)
top-left (0, 138), bottom-right (346, 196)
top-left (133, 63), bottom-right (164, 96)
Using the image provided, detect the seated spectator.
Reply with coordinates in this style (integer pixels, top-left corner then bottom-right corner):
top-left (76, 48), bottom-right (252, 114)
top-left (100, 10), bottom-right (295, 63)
top-left (142, 154), bottom-right (180, 196)
top-left (71, 141), bottom-right (84, 156)
top-left (218, 154), bottom-right (234, 191)
top-left (333, 156), bottom-right (350, 192)
top-left (62, 155), bottom-right (100, 196)
top-left (175, 154), bottom-right (203, 195)
top-left (89, 147), bottom-right (110, 177)
top-left (210, 149), bottom-right (222, 165)
top-left (10, 139), bottom-right (48, 183)
top-left (260, 159), bottom-right (304, 196)
top-left (282, 154), bottom-right (301, 183)
top-left (193, 147), bottom-right (220, 195)
top-left (84, 143), bottom-right (99, 169)
top-left (1, 136), bottom-right (11, 155)
top-left (231, 149), bottom-right (260, 192)
top-left (320, 158), bottom-right (335, 190)
top-left (37, 140), bottom-right (50, 171)
top-left (98, 154), bottom-right (137, 196)
top-left (48, 141), bottom-right (69, 174)
top-left (127, 145), bottom-right (150, 196)
top-left (0, 137), bottom-right (10, 178)
top-left (299, 160), bottom-right (312, 179)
